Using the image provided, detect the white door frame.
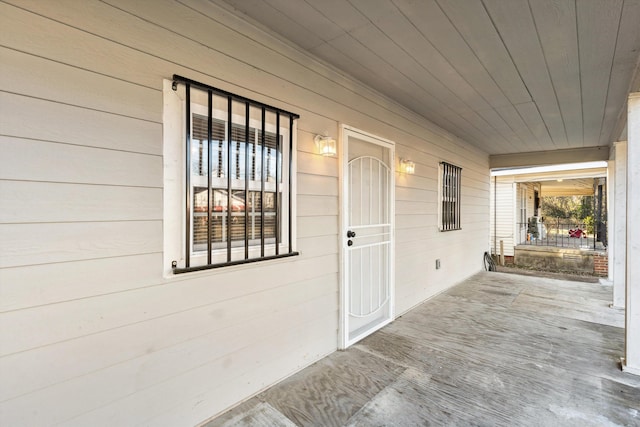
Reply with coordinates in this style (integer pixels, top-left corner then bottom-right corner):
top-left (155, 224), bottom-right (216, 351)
top-left (339, 124), bottom-right (395, 349)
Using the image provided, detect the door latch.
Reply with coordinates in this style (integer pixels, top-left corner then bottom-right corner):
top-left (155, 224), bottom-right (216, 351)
top-left (347, 230), bottom-right (356, 238)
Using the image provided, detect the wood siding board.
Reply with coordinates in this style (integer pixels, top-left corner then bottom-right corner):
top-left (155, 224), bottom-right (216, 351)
top-left (0, 3), bottom-right (166, 90)
top-left (0, 136), bottom-right (162, 187)
top-left (0, 221), bottom-right (163, 269)
top-left (297, 216), bottom-right (338, 238)
top-left (491, 181), bottom-right (515, 256)
top-left (0, 47), bottom-right (161, 123)
top-left (297, 174), bottom-right (338, 197)
top-left (296, 195), bottom-right (338, 217)
top-left (0, 273), bottom-right (336, 405)
top-left (576, 0), bottom-right (624, 147)
top-left (0, 254), bottom-right (162, 313)
top-left (0, 93), bottom-right (162, 156)
top-left (296, 151), bottom-right (339, 177)
top-left (0, 254), bottom-right (339, 357)
top-left (114, 313), bottom-right (339, 427)
top-left (2, 303), bottom-right (337, 426)
top-left (296, 235), bottom-right (339, 258)
top-left (0, 181), bottom-right (162, 224)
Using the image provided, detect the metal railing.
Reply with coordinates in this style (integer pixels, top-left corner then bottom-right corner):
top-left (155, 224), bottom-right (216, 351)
top-left (517, 220), bottom-right (606, 251)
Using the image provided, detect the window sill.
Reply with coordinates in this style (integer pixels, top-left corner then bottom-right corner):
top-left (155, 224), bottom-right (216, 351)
top-left (172, 251), bottom-right (300, 274)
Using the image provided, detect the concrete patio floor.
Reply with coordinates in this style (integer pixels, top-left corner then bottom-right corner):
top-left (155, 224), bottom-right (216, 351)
top-left (202, 271), bottom-right (640, 427)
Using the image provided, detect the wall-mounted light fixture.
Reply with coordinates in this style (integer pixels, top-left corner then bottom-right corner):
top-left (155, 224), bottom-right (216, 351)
top-left (314, 134), bottom-right (337, 157)
top-left (400, 159), bottom-right (416, 174)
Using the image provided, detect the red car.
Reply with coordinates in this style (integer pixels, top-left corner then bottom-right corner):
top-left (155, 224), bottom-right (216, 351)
top-left (569, 228), bottom-right (585, 238)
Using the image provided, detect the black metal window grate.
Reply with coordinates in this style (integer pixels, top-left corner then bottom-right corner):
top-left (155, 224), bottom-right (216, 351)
top-left (172, 75), bottom-right (299, 273)
top-left (440, 162), bottom-right (462, 231)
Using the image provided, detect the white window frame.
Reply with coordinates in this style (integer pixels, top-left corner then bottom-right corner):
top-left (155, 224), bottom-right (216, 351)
top-left (162, 79), bottom-right (298, 276)
top-left (438, 161), bottom-right (462, 231)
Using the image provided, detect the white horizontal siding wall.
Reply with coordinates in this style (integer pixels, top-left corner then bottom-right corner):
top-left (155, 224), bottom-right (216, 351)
top-left (490, 177), bottom-right (516, 256)
top-left (0, 1), bottom-right (489, 425)
top-left (525, 183), bottom-right (539, 218)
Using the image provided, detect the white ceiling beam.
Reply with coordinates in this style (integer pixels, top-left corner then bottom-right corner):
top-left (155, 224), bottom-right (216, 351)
top-left (489, 146), bottom-right (610, 168)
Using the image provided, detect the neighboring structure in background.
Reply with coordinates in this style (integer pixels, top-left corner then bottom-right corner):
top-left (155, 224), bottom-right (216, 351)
top-left (490, 162), bottom-right (608, 261)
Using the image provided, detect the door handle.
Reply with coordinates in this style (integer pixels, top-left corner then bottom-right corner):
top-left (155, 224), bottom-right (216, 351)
top-left (347, 230), bottom-right (356, 238)
top-left (347, 240), bottom-right (353, 246)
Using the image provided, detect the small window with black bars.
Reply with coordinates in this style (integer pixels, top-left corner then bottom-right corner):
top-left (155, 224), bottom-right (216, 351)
top-left (172, 75), bottom-right (299, 273)
top-left (440, 162), bottom-right (462, 231)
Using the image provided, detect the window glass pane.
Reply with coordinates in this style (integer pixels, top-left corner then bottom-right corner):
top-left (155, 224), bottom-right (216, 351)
top-left (248, 191), bottom-right (261, 241)
top-left (178, 81), bottom-right (296, 269)
top-left (264, 110), bottom-right (278, 183)
top-left (231, 190), bottom-right (246, 244)
top-left (264, 192), bottom-right (276, 240)
top-left (231, 124), bottom-right (246, 181)
top-left (191, 114), bottom-right (208, 177)
top-left (193, 187), bottom-right (209, 252)
top-left (249, 106), bottom-right (262, 182)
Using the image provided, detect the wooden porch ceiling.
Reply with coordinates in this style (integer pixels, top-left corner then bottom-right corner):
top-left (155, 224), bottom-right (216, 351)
top-left (540, 178), bottom-right (599, 196)
top-left (217, 0), bottom-right (640, 156)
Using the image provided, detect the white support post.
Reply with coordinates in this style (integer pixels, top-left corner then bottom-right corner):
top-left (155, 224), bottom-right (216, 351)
top-left (623, 93), bottom-right (640, 375)
top-left (603, 159), bottom-right (614, 287)
top-left (613, 143), bottom-right (626, 308)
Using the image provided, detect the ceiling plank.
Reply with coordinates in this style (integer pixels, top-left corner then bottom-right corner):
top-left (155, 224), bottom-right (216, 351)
top-left (496, 104), bottom-right (546, 152)
top-left (347, 1), bottom-right (517, 152)
top-left (576, 0), bottom-right (624, 146)
top-left (435, 0), bottom-right (531, 106)
top-left (265, 0), bottom-right (345, 45)
top-left (356, 9), bottom-right (482, 113)
top-left (529, 0), bottom-right (583, 149)
top-left (222, 0), bottom-right (323, 49)
top-left (599, 0), bottom-right (640, 145)
top-left (483, 0), bottom-right (569, 148)
top-left (475, 107), bottom-right (530, 152)
top-left (301, 0), bottom-right (369, 33)
top-left (325, 20), bottom-right (516, 152)
top-left (392, 0), bottom-right (512, 109)
top-left (317, 33), bottom-right (499, 149)
top-left (515, 102), bottom-right (555, 150)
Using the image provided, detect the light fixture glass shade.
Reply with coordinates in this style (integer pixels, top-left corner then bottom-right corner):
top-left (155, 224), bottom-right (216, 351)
top-left (401, 159), bottom-right (415, 174)
top-left (315, 135), bottom-right (337, 156)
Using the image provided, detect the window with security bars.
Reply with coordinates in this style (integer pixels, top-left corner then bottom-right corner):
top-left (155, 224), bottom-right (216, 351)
top-left (439, 162), bottom-right (462, 231)
top-left (172, 75), bottom-right (299, 273)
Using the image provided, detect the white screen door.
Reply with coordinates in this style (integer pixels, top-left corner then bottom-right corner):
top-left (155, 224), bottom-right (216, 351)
top-left (341, 126), bottom-right (394, 348)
